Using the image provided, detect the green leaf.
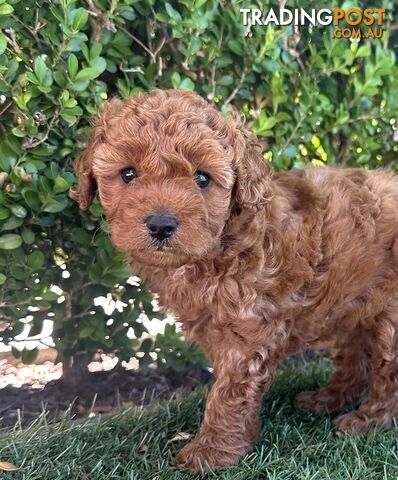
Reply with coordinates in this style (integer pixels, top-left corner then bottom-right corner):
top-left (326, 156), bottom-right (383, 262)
top-left (54, 176), bottom-right (70, 193)
top-left (0, 272), bottom-right (6, 285)
top-left (171, 71), bottom-right (181, 89)
top-left (0, 32), bottom-right (7, 54)
top-left (75, 67), bottom-right (100, 81)
top-left (156, 12), bottom-right (168, 23)
top-left (13, 91), bottom-right (32, 110)
top-left (2, 216), bottom-right (24, 230)
top-left (0, 3), bottom-right (13, 14)
top-left (27, 250), bottom-right (45, 269)
top-left (22, 189), bottom-right (41, 210)
top-left (71, 8), bottom-right (88, 31)
top-left (283, 145), bottom-right (298, 159)
top-left (37, 215), bottom-right (54, 227)
top-left (218, 75), bottom-right (233, 87)
top-left (42, 290), bottom-right (60, 301)
top-left (10, 264), bottom-right (26, 280)
top-left (34, 299), bottom-right (51, 309)
top-left (10, 205), bottom-right (27, 218)
top-left (0, 233), bottom-right (22, 250)
top-left (68, 53), bottom-right (79, 78)
top-left (71, 79), bottom-right (89, 91)
top-left (42, 198), bottom-right (68, 213)
top-left (40, 176), bottom-right (52, 193)
top-left (66, 38), bottom-right (84, 52)
top-left (12, 321), bottom-right (25, 336)
top-left (254, 112), bottom-right (278, 136)
top-left (71, 227), bottom-right (91, 245)
top-left (50, 6), bottom-right (63, 22)
top-left (34, 57), bottom-right (48, 84)
top-left (80, 324), bottom-right (95, 337)
top-left (261, 117), bottom-right (278, 131)
top-left (140, 338), bottom-right (153, 353)
top-left (0, 207), bottom-right (10, 220)
top-left (189, 37), bottom-right (201, 56)
top-left (90, 42), bottom-right (102, 59)
top-left (228, 39), bottom-right (243, 56)
top-left (21, 348), bottom-right (38, 364)
top-left (89, 202), bottom-right (103, 217)
top-left (165, 3), bottom-right (181, 22)
top-left (12, 127), bottom-right (27, 137)
top-left (21, 227), bottom-right (35, 244)
top-left (90, 56), bottom-right (107, 75)
top-left (11, 346), bottom-right (21, 359)
top-left (48, 161), bottom-right (59, 180)
top-left (107, 264), bottom-right (131, 279)
top-left (179, 78), bottom-right (195, 90)
top-left (356, 45), bottom-right (371, 58)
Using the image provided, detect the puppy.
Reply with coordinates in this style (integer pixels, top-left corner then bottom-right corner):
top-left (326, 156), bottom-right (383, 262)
top-left (71, 89), bottom-right (398, 473)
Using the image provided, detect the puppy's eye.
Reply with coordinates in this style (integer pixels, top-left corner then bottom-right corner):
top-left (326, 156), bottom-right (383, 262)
top-left (194, 171), bottom-right (211, 189)
top-left (121, 167), bottom-right (138, 184)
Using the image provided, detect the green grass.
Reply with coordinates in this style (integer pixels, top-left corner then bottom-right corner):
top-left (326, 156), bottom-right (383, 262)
top-left (1, 360), bottom-right (398, 479)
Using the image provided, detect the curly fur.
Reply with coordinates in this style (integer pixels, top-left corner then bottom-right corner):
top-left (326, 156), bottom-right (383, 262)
top-left (71, 89), bottom-right (398, 473)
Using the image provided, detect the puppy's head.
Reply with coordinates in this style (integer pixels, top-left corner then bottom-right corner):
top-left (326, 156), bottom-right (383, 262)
top-left (70, 89), bottom-right (273, 268)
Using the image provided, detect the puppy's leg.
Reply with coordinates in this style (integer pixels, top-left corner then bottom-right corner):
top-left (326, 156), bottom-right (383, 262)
top-left (335, 305), bottom-right (398, 434)
top-left (296, 330), bottom-right (371, 414)
top-left (175, 341), bottom-right (278, 473)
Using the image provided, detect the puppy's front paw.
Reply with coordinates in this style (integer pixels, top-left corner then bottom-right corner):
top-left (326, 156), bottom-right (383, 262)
top-left (175, 436), bottom-right (246, 474)
top-left (335, 412), bottom-right (371, 435)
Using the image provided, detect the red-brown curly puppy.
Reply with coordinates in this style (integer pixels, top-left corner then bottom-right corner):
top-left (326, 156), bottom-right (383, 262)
top-left (71, 89), bottom-right (398, 473)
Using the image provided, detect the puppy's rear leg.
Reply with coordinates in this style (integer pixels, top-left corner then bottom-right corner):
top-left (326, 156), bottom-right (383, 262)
top-left (335, 305), bottom-right (398, 434)
top-left (296, 330), bottom-right (371, 414)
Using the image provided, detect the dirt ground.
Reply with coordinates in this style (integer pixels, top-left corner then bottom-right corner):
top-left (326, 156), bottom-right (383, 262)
top-left (0, 348), bottom-right (317, 430)
top-left (0, 353), bottom-right (211, 429)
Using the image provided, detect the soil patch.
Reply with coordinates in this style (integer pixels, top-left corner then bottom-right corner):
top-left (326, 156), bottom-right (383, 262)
top-left (0, 362), bottom-right (211, 429)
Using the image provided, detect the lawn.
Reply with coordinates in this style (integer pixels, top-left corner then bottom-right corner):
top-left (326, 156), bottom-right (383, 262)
top-left (1, 360), bottom-right (397, 480)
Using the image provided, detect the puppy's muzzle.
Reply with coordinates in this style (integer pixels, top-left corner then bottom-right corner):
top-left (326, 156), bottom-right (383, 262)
top-left (146, 214), bottom-right (178, 242)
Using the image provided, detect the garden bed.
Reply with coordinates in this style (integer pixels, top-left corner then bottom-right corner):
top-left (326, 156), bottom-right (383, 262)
top-left (0, 359), bottom-right (211, 429)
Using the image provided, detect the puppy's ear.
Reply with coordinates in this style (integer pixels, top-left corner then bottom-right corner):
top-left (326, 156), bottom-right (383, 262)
top-left (69, 146), bottom-right (97, 210)
top-left (232, 125), bottom-right (273, 212)
top-left (69, 98), bottom-right (124, 210)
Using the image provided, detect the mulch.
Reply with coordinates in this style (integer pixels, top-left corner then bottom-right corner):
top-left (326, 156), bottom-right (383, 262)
top-left (0, 361), bottom-right (212, 429)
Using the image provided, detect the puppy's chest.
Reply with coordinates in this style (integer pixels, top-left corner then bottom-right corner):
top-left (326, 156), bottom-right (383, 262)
top-left (153, 276), bottom-right (221, 317)
top-left (150, 267), bottom-right (255, 321)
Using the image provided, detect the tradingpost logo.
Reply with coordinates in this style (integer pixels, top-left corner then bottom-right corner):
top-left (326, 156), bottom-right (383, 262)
top-left (240, 7), bottom-right (386, 39)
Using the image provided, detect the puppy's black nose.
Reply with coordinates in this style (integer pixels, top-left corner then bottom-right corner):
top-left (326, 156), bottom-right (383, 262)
top-left (146, 214), bottom-right (178, 241)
